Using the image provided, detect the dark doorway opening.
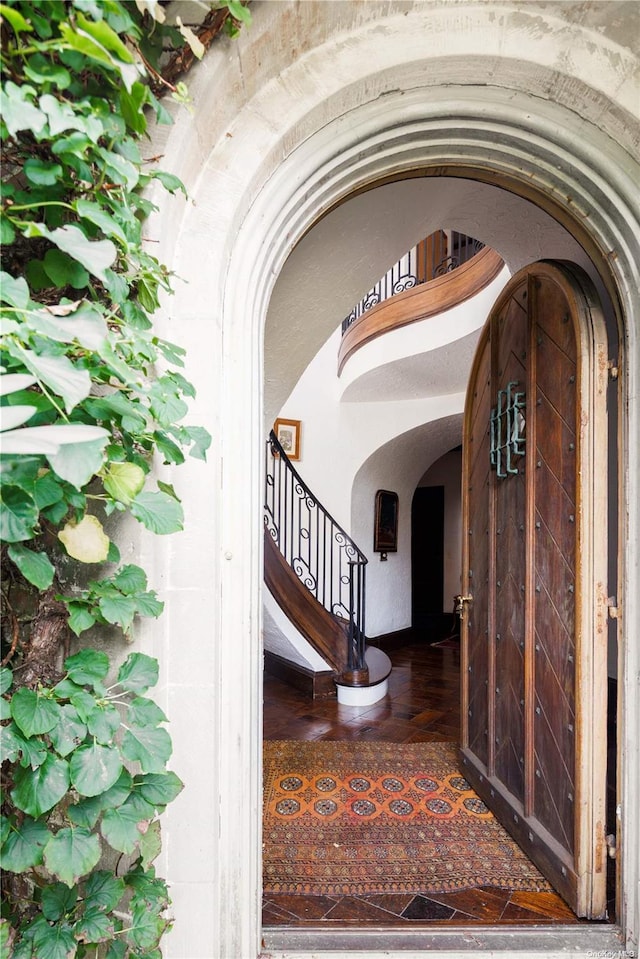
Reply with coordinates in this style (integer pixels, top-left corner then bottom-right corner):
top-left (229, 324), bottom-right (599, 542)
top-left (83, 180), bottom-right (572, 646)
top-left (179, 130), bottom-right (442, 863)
top-left (411, 485), bottom-right (446, 637)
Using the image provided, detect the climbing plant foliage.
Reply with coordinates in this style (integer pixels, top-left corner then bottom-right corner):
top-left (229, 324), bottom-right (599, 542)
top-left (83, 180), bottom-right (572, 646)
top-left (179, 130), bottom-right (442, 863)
top-left (0, 1), bottom-right (248, 955)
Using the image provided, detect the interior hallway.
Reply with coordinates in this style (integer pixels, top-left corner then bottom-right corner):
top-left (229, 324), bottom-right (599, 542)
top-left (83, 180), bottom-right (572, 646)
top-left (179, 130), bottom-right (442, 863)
top-left (262, 638), bottom-right (594, 927)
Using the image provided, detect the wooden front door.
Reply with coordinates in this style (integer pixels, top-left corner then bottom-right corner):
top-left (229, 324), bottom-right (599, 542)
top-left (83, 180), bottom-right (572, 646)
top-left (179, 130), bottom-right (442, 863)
top-left (460, 260), bottom-right (609, 918)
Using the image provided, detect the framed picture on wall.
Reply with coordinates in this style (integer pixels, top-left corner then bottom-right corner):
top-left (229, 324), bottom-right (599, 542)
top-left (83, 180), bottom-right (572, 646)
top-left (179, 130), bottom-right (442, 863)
top-left (274, 418), bottom-right (301, 460)
top-left (374, 489), bottom-right (398, 552)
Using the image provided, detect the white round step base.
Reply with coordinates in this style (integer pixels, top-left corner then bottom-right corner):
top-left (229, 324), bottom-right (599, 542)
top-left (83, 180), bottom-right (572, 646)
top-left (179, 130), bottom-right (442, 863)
top-left (335, 677), bottom-right (388, 706)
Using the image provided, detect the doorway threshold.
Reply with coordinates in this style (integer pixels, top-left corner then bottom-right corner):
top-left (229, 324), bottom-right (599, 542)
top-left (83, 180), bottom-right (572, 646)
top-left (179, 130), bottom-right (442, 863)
top-left (262, 922), bottom-right (628, 957)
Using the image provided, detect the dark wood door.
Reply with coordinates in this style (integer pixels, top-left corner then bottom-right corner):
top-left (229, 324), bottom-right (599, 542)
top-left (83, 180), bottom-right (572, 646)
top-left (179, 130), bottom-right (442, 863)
top-left (460, 261), bottom-right (609, 918)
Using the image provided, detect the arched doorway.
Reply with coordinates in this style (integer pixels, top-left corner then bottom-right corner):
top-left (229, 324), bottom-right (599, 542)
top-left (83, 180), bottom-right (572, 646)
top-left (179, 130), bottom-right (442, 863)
top-left (145, 7), bottom-right (639, 955)
top-left (245, 142), bottom-right (632, 959)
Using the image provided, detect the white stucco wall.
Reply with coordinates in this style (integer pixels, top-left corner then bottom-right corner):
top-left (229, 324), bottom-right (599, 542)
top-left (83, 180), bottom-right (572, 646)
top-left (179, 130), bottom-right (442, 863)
top-left (137, 3), bottom-right (640, 956)
top-left (271, 263), bottom-right (507, 639)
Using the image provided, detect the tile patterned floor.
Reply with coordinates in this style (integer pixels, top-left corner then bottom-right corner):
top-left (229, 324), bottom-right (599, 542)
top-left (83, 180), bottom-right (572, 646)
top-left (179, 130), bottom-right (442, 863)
top-left (263, 637), bottom-right (615, 927)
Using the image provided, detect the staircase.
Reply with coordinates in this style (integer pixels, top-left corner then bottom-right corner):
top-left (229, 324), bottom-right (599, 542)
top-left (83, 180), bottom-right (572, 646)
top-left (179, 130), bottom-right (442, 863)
top-left (264, 430), bottom-right (391, 702)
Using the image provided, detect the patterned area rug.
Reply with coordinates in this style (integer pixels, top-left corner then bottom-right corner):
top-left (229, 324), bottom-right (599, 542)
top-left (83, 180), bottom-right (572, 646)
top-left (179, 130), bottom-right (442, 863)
top-left (263, 740), bottom-right (552, 896)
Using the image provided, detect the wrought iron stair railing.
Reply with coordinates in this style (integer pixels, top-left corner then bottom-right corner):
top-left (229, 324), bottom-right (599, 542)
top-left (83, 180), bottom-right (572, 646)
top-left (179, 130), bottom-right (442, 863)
top-left (264, 430), bottom-right (368, 680)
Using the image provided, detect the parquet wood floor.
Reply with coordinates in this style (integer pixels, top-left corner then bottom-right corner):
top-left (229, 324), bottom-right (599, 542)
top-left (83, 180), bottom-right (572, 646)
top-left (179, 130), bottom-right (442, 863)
top-left (263, 637), bottom-right (615, 928)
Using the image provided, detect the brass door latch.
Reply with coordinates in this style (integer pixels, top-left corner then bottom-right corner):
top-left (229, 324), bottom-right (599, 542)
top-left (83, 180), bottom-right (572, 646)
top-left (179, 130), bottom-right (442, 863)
top-left (455, 594), bottom-right (473, 618)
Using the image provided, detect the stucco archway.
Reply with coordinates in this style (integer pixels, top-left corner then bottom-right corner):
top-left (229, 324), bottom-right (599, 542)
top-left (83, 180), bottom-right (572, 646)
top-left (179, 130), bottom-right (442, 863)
top-left (145, 5), bottom-right (639, 957)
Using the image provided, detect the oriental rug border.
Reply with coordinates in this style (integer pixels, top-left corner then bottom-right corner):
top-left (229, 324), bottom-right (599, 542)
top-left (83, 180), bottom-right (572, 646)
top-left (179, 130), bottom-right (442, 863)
top-left (263, 740), bottom-right (552, 897)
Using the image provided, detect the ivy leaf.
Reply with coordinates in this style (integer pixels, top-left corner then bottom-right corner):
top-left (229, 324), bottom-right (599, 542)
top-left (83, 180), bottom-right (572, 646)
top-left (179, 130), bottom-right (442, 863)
top-left (23, 158), bottom-right (63, 186)
top-left (175, 16), bottom-right (205, 59)
top-left (70, 742), bottom-right (123, 797)
top-left (32, 920), bottom-right (77, 959)
top-left (48, 704), bottom-right (87, 758)
top-left (98, 592), bottom-right (137, 632)
top-left (69, 689), bottom-right (101, 723)
top-left (42, 248), bottom-right (89, 288)
top-left (43, 826), bottom-right (101, 887)
top-left (135, 592), bottom-right (164, 619)
top-left (119, 82), bottom-right (148, 135)
top-left (68, 769), bottom-right (133, 828)
top-left (58, 21), bottom-right (138, 92)
top-left (17, 346), bottom-right (92, 413)
top-left (126, 899), bottom-right (166, 951)
top-left (0, 4), bottom-right (34, 33)
top-left (139, 818), bottom-right (162, 870)
top-left (149, 381), bottom-right (188, 425)
top-left (0, 666), bottom-right (12, 695)
top-left (0, 485), bottom-right (39, 542)
top-left (151, 170), bottom-right (187, 197)
top-left (121, 726), bottom-right (171, 773)
top-left (83, 871), bottom-right (125, 912)
top-left (185, 425), bottom-right (212, 461)
top-left (97, 146), bottom-right (139, 190)
top-left (33, 299), bottom-right (108, 343)
top-left (39, 92), bottom-right (97, 138)
top-left (75, 904), bottom-right (115, 943)
top-left (34, 470), bottom-right (65, 509)
top-left (130, 490), bottom-right (184, 535)
top-left (41, 882), bottom-right (78, 921)
top-left (0, 816), bottom-right (51, 872)
top-left (65, 648), bottom-right (110, 685)
top-left (116, 653), bottom-right (158, 694)
top-left (7, 543), bottom-right (55, 589)
top-left (66, 602), bottom-right (97, 636)
top-left (48, 435), bottom-right (108, 486)
top-left (102, 461), bottom-right (145, 505)
top-left (24, 53), bottom-right (71, 89)
top-left (0, 215), bottom-right (16, 244)
top-left (0, 369), bottom-right (36, 392)
top-left (59, 515), bottom-right (110, 563)
top-left (224, 0), bottom-right (252, 24)
top-left (12, 753), bottom-right (70, 817)
top-left (128, 697), bottom-right (167, 727)
top-left (135, 771), bottom-right (183, 807)
top-left (75, 199), bottom-right (127, 244)
top-left (111, 567), bottom-right (146, 599)
top-left (101, 802), bottom-right (150, 854)
top-left (22, 222), bottom-right (116, 284)
top-left (11, 688), bottom-right (61, 737)
top-left (0, 722), bottom-right (47, 768)
top-left (1, 81), bottom-right (47, 138)
top-left (85, 701), bottom-right (121, 744)
top-left (1, 404), bottom-right (38, 431)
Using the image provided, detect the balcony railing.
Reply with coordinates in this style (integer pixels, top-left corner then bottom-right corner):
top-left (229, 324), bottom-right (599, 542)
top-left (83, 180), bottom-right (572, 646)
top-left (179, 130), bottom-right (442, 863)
top-left (341, 230), bottom-right (484, 334)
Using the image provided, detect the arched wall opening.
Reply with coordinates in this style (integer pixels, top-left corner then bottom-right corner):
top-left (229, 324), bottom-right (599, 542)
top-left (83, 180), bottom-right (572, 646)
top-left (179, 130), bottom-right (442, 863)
top-left (142, 5), bottom-right (639, 956)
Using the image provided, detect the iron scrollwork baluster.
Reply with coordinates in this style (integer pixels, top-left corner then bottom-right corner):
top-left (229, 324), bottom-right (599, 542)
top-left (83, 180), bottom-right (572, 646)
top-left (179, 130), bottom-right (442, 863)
top-left (265, 430), bottom-right (368, 674)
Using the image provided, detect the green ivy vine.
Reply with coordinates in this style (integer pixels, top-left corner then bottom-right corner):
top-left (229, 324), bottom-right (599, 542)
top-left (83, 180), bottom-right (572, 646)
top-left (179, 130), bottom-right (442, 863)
top-left (0, 1), bottom-right (249, 955)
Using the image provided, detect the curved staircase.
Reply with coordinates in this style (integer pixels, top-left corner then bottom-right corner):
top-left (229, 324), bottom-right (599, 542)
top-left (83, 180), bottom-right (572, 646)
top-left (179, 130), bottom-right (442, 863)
top-left (264, 431), bottom-right (391, 703)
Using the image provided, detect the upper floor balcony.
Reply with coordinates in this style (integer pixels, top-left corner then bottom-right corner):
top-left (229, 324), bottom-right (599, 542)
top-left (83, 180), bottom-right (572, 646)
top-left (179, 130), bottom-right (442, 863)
top-left (338, 230), bottom-right (504, 375)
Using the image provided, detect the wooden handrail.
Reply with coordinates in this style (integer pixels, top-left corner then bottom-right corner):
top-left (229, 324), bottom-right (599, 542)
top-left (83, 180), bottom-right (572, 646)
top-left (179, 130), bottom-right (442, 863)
top-left (338, 246), bottom-right (504, 374)
top-left (264, 530), bottom-right (370, 685)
